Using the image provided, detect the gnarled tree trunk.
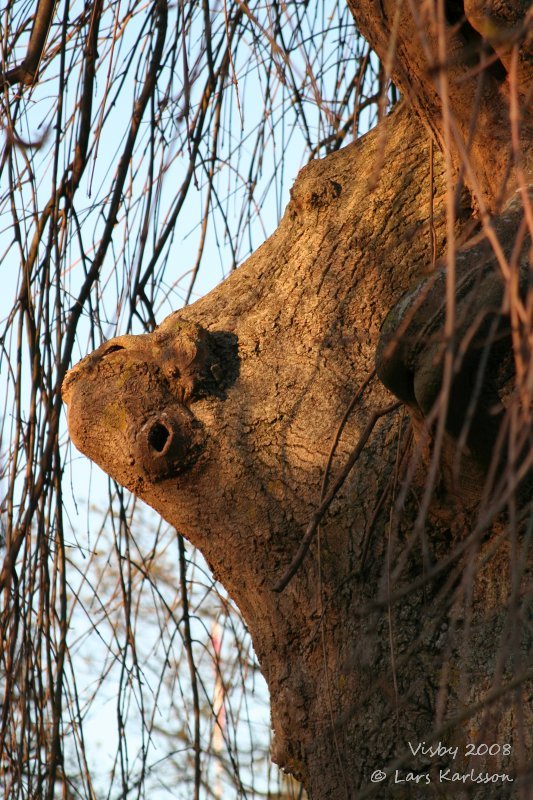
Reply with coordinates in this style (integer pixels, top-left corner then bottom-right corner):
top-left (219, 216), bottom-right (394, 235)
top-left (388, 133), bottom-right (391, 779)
top-left (63, 2), bottom-right (532, 798)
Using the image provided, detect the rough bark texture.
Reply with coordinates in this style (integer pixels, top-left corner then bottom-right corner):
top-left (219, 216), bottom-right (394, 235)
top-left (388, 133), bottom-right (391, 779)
top-left (63, 2), bottom-right (532, 798)
top-left (347, 0), bottom-right (533, 210)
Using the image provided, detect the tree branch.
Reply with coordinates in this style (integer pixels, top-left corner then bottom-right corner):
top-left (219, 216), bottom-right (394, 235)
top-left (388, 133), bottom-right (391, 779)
top-left (4, 0), bottom-right (58, 86)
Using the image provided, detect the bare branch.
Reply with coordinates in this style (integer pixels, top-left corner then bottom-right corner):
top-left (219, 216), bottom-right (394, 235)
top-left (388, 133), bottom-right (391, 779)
top-left (4, 0), bottom-right (57, 86)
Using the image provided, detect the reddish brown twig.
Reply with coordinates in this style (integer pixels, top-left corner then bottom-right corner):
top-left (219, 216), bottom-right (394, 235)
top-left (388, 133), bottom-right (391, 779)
top-left (274, 400), bottom-right (401, 593)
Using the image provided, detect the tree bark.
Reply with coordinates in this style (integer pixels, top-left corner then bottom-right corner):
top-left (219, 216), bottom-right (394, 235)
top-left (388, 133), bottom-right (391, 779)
top-left (63, 2), bottom-right (532, 798)
top-left (347, 0), bottom-right (532, 211)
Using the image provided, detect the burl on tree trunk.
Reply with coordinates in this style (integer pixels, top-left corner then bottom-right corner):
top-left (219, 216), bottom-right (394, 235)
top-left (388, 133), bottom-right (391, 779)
top-left (63, 2), bottom-right (532, 798)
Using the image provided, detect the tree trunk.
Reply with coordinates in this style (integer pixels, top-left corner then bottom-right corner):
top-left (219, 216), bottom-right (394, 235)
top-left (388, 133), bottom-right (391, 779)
top-left (347, 0), bottom-right (532, 210)
top-left (63, 3), bottom-right (532, 798)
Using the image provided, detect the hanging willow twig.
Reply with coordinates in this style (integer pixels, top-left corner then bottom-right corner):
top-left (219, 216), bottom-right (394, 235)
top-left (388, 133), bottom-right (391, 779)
top-left (274, 399), bottom-right (401, 593)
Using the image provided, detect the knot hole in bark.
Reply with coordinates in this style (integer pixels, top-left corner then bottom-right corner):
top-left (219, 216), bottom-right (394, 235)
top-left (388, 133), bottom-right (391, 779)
top-left (148, 421), bottom-right (172, 454)
top-left (136, 409), bottom-right (205, 482)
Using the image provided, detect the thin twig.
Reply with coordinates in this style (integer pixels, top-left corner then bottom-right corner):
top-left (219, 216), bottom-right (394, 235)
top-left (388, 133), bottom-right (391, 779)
top-left (177, 535), bottom-right (202, 800)
top-left (274, 400), bottom-right (401, 592)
